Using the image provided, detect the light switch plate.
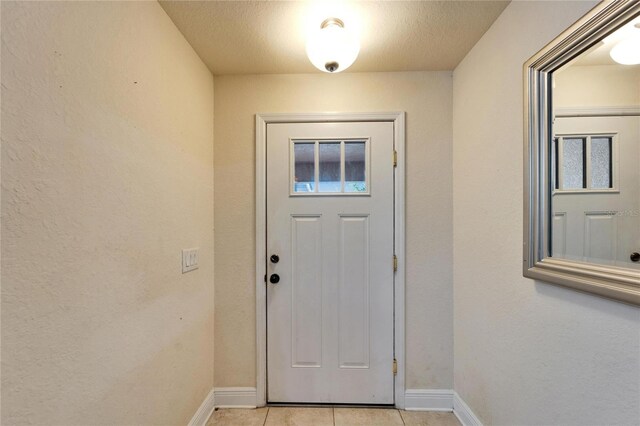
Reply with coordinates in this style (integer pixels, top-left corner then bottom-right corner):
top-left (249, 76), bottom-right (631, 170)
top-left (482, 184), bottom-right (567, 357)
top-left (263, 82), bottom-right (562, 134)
top-left (182, 248), bottom-right (199, 273)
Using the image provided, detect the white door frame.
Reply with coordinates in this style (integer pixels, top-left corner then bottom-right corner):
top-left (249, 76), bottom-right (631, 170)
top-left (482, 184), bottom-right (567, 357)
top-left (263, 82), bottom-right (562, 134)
top-left (255, 112), bottom-right (406, 408)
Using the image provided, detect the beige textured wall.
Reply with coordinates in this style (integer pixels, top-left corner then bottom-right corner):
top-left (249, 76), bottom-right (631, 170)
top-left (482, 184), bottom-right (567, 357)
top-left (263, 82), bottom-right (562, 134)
top-left (554, 64), bottom-right (640, 108)
top-left (214, 72), bottom-right (453, 390)
top-left (1, 2), bottom-right (214, 424)
top-left (453, 1), bottom-right (640, 425)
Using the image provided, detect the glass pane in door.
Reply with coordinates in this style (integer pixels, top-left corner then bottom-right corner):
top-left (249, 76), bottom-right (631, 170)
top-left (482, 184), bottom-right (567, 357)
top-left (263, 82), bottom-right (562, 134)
top-left (345, 142), bottom-right (367, 193)
top-left (294, 143), bottom-right (316, 192)
top-left (319, 142), bottom-right (341, 192)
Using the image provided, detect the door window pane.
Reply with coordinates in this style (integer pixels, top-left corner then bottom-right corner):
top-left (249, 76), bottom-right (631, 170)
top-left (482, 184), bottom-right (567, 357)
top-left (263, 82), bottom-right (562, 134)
top-left (294, 143), bottom-right (315, 192)
top-left (318, 142), bottom-right (341, 192)
top-left (345, 142), bottom-right (367, 193)
top-left (591, 137), bottom-right (612, 189)
top-left (562, 138), bottom-right (585, 190)
top-left (291, 139), bottom-right (370, 196)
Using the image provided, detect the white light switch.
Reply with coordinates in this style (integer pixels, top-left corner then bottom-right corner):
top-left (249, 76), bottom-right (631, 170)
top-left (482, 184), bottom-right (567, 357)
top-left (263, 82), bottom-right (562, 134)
top-left (182, 248), bottom-right (199, 273)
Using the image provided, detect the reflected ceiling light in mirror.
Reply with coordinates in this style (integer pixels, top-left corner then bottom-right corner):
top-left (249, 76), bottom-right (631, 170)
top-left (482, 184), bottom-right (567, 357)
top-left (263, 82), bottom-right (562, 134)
top-left (606, 18), bottom-right (640, 65)
top-left (306, 17), bottom-right (360, 73)
top-left (610, 33), bottom-right (640, 65)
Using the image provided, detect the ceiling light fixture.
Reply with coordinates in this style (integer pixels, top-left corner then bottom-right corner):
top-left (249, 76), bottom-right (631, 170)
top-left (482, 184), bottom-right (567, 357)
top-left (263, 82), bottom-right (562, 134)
top-left (306, 18), bottom-right (360, 73)
top-left (610, 33), bottom-right (640, 65)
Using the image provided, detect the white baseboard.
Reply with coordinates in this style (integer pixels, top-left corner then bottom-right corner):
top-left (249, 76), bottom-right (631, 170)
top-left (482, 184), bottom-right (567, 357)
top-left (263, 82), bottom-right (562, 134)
top-left (453, 391), bottom-right (483, 426)
top-left (403, 389), bottom-right (482, 426)
top-left (188, 388), bottom-right (216, 426)
top-left (197, 386), bottom-right (480, 426)
top-left (404, 389), bottom-right (454, 411)
top-left (214, 387), bottom-right (257, 408)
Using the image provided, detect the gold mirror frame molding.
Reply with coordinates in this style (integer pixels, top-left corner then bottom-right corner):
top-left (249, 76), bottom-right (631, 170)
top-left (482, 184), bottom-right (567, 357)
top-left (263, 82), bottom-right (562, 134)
top-left (524, 0), bottom-right (640, 306)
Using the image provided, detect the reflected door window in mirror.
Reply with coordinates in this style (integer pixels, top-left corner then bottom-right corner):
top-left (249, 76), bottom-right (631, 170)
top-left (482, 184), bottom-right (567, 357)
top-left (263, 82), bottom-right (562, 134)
top-left (553, 135), bottom-right (615, 191)
top-left (591, 137), bottom-right (613, 189)
top-left (291, 139), bottom-right (370, 195)
top-left (561, 137), bottom-right (586, 190)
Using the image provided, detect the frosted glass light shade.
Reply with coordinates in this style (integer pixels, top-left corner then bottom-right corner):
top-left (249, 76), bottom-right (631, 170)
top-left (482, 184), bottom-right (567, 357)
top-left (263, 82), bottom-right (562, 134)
top-left (610, 35), bottom-right (640, 65)
top-left (306, 19), bottom-right (360, 73)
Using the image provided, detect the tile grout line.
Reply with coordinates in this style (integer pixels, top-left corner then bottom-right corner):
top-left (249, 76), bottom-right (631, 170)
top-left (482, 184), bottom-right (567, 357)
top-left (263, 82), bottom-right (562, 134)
top-left (398, 409), bottom-right (406, 426)
top-left (332, 407), bottom-right (335, 426)
top-left (262, 407), bottom-right (269, 426)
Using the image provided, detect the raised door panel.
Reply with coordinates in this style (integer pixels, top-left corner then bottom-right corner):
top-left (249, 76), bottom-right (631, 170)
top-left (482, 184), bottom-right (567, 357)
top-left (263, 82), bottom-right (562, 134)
top-left (291, 215), bottom-right (323, 368)
top-left (338, 215), bottom-right (370, 369)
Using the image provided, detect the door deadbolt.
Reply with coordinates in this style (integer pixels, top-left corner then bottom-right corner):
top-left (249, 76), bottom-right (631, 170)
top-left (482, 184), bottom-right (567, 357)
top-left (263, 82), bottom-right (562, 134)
top-left (270, 254), bottom-right (280, 264)
top-left (269, 274), bottom-right (280, 284)
top-left (630, 252), bottom-right (640, 262)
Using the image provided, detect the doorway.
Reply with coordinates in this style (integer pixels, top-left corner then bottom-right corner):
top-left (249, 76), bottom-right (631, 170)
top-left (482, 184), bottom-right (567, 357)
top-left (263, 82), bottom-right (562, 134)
top-left (255, 113), bottom-right (406, 407)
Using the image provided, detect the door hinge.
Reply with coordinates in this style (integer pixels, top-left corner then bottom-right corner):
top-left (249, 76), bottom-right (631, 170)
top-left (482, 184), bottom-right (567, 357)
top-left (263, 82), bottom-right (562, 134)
top-left (393, 358), bottom-right (398, 375)
top-left (393, 150), bottom-right (398, 167)
top-left (393, 255), bottom-right (398, 272)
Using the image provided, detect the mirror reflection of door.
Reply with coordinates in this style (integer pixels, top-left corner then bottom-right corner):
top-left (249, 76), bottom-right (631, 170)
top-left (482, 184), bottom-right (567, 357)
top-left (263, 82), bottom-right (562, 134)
top-left (552, 18), bottom-right (640, 270)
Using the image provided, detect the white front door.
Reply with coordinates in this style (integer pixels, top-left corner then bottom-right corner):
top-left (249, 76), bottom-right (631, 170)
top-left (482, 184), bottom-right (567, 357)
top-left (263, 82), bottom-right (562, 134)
top-left (266, 121), bottom-right (395, 404)
top-left (553, 115), bottom-right (640, 269)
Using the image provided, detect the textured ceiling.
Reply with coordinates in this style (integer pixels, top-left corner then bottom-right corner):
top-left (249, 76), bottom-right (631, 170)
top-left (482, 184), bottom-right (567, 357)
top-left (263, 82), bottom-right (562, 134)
top-left (159, 0), bottom-right (510, 75)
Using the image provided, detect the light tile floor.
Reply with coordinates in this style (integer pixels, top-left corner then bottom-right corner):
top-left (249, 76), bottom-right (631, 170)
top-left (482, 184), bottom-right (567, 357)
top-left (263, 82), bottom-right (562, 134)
top-left (207, 407), bottom-right (461, 426)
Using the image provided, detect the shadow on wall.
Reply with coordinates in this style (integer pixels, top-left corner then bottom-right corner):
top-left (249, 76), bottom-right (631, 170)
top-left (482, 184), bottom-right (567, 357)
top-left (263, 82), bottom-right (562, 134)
top-left (534, 280), bottom-right (639, 319)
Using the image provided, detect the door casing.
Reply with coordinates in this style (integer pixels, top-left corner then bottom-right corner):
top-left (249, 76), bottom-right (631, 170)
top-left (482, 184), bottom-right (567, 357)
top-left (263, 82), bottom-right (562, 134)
top-left (255, 112), bottom-right (406, 408)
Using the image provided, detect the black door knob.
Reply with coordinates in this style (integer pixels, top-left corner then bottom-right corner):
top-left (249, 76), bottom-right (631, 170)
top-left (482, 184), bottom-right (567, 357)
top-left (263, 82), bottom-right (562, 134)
top-left (630, 252), bottom-right (640, 262)
top-left (270, 254), bottom-right (280, 264)
top-left (269, 274), bottom-right (280, 284)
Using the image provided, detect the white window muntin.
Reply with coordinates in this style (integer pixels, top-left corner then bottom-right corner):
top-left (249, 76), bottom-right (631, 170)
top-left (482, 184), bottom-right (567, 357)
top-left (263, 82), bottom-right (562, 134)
top-left (553, 132), bottom-right (619, 193)
top-left (289, 138), bottom-right (371, 196)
